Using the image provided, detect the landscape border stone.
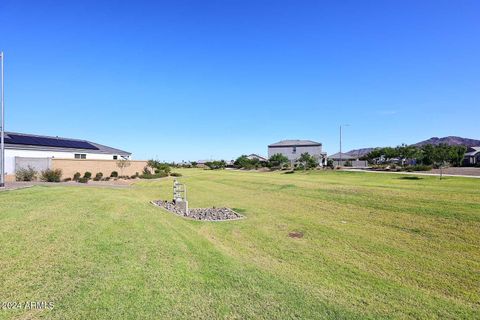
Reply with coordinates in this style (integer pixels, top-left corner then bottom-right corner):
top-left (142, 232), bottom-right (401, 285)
top-left (151, 200), bottom-right (245, 222)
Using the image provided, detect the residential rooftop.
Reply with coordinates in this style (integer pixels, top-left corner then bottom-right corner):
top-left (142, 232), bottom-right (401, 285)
top-left (268, 140), bottom-right (322, 147)
top-left (4, 131), bottom-right (131, 156)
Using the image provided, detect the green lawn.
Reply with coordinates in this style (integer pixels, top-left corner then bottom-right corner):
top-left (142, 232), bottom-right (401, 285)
top-left (0, 170), bottom-right (479, 319)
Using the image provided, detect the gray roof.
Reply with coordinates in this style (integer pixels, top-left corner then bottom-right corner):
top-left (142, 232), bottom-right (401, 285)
top-left (4, 131), bottom-right (131, 156)
top-left (247, 154), bottom-right (267, 161)
top-left (465, 147), bottom-right (480, 156)
top-left (328, 152), bottom-right (356, 160)
top-left (268, 139), bottom-right (322, 147)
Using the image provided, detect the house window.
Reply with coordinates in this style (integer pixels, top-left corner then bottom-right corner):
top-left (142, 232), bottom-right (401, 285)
top-left (113, 155), bottom-right (118, 160)
top-left (292, 147), bottom-right (297, 154)
top-left (74, 154), bottom-right (86, 159)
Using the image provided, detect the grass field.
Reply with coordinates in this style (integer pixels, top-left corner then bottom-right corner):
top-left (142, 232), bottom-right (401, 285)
top-left (0, 170), bottom-right (479, 319)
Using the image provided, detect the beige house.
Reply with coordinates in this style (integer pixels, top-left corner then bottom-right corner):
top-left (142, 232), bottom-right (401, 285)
top-left (3, 131), bottom-right (147, 181)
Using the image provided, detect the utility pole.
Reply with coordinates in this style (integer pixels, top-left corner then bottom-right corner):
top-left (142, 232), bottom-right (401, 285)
top-left (0, 52), bottom-right (4, 188)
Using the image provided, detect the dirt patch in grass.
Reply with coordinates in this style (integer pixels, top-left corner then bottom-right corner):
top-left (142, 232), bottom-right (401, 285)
top-left (288, 231), bottom-right (304, 238)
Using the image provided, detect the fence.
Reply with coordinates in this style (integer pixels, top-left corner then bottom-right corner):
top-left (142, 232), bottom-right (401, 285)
top-left (15, 157), bottom-right (51, 173)
top-left (332, 160), bottom-right (369, 168)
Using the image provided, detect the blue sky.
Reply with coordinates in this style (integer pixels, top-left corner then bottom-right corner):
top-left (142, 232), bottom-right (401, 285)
top-left (1, 0), bottom-right (479, 161)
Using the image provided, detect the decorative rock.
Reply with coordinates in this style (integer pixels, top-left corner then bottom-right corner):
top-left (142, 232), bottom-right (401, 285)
top-left (152, 200), bottom-right (244, 221)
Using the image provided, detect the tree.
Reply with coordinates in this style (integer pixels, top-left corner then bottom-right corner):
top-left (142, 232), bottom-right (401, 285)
top-left (268, 153), bottom-right (289, 169)
top-left (205, 160), bottom-right (226, 170)
top-left (364, 147), bottom-right (399, 163)
top-left (147, 159), bottom-right (171, 174)
top-left (116, 159), bottom-right (131, 176)
top-left (431, 144), bottom-right (451, 179)
top-left (297, 152), bottom-right (318, 170)
top-left (234, 155), bottom-right (254, 169)
top-left (449, 145), bottom-right (467, 167)
top-left (396, 144), bottom-right (419, 166)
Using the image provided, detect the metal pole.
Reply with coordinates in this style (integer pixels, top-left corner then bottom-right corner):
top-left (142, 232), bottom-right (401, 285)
top-left (0, 52), bottom-right (4, 187)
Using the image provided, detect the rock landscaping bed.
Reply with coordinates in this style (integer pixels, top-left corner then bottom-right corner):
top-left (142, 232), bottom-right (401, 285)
top-left (152, 200), bottom-right (244, 221)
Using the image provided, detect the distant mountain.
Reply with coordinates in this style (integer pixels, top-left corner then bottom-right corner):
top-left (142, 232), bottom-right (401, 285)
top-left (412, 136), bottom-right (480, 148)
top-left (344, 148), bottom-right (375, 158)
top-left (343, 136), bottom-right (480, 157)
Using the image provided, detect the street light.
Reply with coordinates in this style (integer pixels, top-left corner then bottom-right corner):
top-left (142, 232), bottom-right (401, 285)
top-left (0, 51), bottom-right (4, 188)
top-left (339, 124), bottom-right (350, 165)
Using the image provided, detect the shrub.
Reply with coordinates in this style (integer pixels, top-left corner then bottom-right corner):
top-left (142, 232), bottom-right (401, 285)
top-left (327, 159), bottom-right (334, 169)
top-left (73, 172), bottom-right (81, 181)
top-left (205, 160), bottom-right (226, 170)
top-left (139, 171), bottom-right (169, 179)
top-left (170, 172), bottom-right (182, 177)
top-left (103, 177), bottom-right (111, 181)
top-left (77, 177), bottom-right (89, 183)
top-left (15, 166), bottom-right (37, 181)
top-left (142, 166), bottom-right (151, 175)
top-left (63, 177), bottom-right (72, 182)
top-left (93, 172), bottom-right (103, 181)
top-left (110, 171), bottom-right (118, 178)
top-left (343, 160), bottom-right (352, 167)
top-left (130, 174), bottom-right (138, 179)
top-left (268, 153), bottom-right (289, 169)
top-left (403, 165), bottom-right (432, 172)
top-left (83, 171), bottom-right (92, 179)
top-left (40, 169), bottom-right (62, 182)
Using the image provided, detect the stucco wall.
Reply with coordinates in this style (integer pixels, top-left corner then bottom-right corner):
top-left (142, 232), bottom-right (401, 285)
top-left (52, 159), bottom-right (150, 178)
top-left (4, 148), bottom-right (127, 176)
top-left (268, 145), bottom-right (323, 161)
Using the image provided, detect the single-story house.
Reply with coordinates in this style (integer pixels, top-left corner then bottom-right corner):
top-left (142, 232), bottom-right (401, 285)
top-left (268, 139), bottom-right (327, 166)
top-left (3, 131), bottom-right (131, 178)
top-left (463, 147), bottom-right (480, 166)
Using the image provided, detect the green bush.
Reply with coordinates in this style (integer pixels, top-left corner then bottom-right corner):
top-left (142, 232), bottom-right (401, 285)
top-left (93, 172), bottom-right (103, 181)
top-left (170, 172), bottom-right (182, 177)
top-left (73, 172), bottom-right (81, 181)
top-left (15, 166), bottom-right (37, 181)
top-left (110, 171), bottom-right (118, 178)
top-left (77, 177), bottom-right (89, 183)
top-left (327, 159), bottom-right (334, 169)
top-left (84, 172), bottom-right (92, 179)
top-left (147, 160), bottom-right (171, 174)
top-left (40, 169), bottom-right (62, 182)
top-left (403, 165), bottom-right (432, 172)
top-left (268, 153), bottom-right (289, 169)
top-left (139, 171), bottom-right (169, 179)
top-left (205, 160), bottom-right (227, 170)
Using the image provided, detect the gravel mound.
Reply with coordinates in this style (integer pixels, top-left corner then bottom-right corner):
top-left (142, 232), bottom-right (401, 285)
top-left (152, 200), bottom-right (244, 221)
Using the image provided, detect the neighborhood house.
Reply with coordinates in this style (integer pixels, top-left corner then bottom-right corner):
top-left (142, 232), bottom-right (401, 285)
top-left (2, 132), bottom-right (147, 181)
top-left (463, 147), bottom-right (480, 166)
top-left (268, 139), bottom-right (327, 166)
